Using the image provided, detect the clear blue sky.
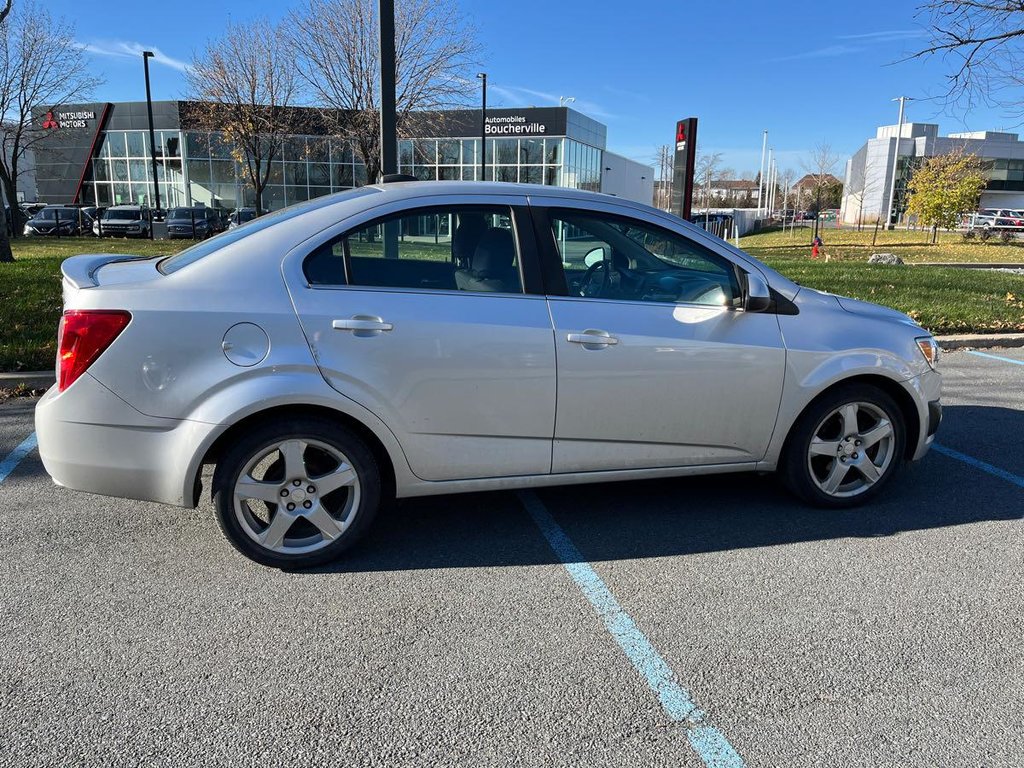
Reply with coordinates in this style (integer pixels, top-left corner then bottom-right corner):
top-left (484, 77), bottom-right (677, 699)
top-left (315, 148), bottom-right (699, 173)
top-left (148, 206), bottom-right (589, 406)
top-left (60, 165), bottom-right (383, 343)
top-left (47, 0), bottom-right (1016, 178)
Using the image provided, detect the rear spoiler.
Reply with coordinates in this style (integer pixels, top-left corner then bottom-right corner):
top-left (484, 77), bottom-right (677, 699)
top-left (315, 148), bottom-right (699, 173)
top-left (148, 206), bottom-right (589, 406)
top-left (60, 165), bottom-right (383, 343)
top-left (60, 254), bottom-right (150, 289)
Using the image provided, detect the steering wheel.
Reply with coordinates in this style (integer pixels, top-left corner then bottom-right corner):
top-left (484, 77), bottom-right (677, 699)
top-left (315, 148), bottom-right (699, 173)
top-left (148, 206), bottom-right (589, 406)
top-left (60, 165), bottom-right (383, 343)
top-left (578, 259), bottom-right (610, 298)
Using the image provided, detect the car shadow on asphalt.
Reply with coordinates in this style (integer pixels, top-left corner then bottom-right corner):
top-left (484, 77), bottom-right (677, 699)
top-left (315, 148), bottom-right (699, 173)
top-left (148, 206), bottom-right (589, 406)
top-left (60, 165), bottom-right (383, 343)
top-left (315, 405), bottom-right (1023, 574)
top-left (4, 401), bottom-right (1018, 573)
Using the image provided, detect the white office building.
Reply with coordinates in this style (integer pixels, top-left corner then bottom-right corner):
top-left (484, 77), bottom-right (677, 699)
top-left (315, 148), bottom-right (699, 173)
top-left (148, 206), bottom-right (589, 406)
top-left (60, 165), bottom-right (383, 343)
top-left (841, 122), bottom-right (1024, 225)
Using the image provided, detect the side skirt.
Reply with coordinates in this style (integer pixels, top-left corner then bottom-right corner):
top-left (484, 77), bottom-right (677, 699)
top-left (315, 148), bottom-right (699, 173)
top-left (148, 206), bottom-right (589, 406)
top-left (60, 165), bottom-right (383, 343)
top-left (396, 461), bottom-right (760, 498)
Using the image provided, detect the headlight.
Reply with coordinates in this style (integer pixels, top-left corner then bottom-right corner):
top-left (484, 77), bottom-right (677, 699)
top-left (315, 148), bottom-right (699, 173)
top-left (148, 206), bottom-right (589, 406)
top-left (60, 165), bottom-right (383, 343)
top-left (916, 336), bottom-right (940, 369)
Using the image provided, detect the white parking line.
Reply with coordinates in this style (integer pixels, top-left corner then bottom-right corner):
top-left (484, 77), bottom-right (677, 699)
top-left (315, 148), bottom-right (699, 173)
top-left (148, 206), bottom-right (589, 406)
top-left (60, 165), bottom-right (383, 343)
top-left (933, 443), bottom-right (1024, 490)
top-left (966, 350), bottom-right (1024, 367)
top-left (0, 432), bottom-right (37, 485)
top-left (519, 490), bottom-right (745, 768)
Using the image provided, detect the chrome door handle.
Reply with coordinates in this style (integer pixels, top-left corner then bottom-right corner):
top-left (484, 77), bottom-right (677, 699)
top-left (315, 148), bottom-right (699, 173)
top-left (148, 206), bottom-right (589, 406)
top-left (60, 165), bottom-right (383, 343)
top-left (332, 315), bottom-right (394, 333)
top-left (567, 329), bottom-right (618, 347)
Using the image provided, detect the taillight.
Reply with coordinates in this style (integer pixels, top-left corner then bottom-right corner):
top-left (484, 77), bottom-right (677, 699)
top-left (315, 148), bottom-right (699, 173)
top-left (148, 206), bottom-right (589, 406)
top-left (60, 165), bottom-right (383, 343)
top-left (57, 310), bottom-right (131, 392)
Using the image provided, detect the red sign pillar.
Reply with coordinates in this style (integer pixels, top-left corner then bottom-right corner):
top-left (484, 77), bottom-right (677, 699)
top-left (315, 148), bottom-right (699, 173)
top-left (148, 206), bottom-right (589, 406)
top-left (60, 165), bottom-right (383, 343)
top-left (671, 118), bottom-right (698, 220)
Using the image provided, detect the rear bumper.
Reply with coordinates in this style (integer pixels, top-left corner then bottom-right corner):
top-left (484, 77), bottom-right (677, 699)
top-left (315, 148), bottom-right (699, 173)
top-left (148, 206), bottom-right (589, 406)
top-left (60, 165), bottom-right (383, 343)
top-left (34, 373), bottom-right (218, 507)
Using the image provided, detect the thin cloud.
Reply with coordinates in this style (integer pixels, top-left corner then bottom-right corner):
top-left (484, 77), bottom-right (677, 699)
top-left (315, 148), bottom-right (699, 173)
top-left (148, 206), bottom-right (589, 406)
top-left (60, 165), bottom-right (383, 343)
top-left (77, 41), bottom-right (188, 73)
top-left (488, 82), bottom-right (615, 119)
top-left (837, 29), bottom-right (927, 41)
top-left (769, 44), bottom-right (862, 63)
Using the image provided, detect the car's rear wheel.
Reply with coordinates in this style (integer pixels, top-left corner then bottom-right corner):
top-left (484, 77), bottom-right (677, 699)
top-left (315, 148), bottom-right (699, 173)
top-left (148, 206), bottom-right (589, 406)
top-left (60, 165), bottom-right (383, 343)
top-left (212, 417), bottom-right (380, 568)
top-left (781, 384), bottom-right (906, 507)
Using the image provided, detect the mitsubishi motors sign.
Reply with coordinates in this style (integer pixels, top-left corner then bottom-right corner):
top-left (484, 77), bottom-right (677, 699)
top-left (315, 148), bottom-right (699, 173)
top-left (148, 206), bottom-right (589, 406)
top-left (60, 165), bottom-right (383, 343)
top-left (41, 108), bottom-right (97, 130)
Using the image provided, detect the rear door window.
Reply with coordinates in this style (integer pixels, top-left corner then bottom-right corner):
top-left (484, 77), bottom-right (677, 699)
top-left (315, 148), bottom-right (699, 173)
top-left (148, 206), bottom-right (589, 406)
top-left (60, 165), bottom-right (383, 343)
top-left (303, 205), bottom-right (523, 294)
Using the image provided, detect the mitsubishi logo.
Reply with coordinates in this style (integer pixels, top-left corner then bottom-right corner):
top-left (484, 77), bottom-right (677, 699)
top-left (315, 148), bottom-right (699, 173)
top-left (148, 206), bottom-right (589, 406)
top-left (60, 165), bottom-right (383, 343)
top-left (42, 111), bottom-right (59, 129)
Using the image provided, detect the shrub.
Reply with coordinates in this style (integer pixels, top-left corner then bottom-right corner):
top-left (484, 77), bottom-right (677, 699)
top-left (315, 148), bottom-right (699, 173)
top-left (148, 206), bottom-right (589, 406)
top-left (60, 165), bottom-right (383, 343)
top-left (963, 229), bottom-right (976, 241)
top-left (979, 228), bottom-right (993, 241)
top-left (1000, 230), bottom-right (1014, 244)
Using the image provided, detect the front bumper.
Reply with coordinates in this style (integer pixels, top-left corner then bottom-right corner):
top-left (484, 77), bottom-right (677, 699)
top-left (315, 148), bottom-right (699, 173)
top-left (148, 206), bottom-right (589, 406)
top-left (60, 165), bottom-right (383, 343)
top-left (35, 373), bottom-right (218, 507)
top-left (907, 368), bottom-right (942, 461)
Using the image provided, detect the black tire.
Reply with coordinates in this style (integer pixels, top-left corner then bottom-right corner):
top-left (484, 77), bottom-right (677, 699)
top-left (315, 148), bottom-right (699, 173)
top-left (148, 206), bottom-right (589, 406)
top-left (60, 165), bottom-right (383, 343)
top-left (780, 383), bottom-right (906, 508)
top-left (212, 417), bottom-right (381, 568)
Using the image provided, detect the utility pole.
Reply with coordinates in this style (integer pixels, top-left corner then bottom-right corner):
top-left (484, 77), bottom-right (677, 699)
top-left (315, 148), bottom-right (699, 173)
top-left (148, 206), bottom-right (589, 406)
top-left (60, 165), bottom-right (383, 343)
top-left (378, 0), bottom-right (397, 179)
top-left (886, 95), bottom-right (912, 230)
top-left (758, 130), bottom-right (767, 217)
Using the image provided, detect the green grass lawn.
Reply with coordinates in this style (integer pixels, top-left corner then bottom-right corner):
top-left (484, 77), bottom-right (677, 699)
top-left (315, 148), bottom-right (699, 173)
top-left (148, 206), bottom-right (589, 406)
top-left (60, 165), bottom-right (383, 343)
top-left (1, 237), bottom-right (180, 372)
top-left (740, 226), bottom-right (1024, 263)
top-left (2, 234), bottom-right (1023, 372)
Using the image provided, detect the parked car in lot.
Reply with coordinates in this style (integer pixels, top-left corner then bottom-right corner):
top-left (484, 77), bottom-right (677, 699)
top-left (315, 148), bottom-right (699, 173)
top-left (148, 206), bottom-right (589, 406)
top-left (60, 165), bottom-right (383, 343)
top-left (228, 207), bottom-right (263, 229)
top-left (23, 205), bottom-right (94, 236)
top-left (94, 206), bottom-right (152, 238)
top-left (166, 207), bottom-right (222, 239)
top-left (36, 181), bottom-right (942, 568)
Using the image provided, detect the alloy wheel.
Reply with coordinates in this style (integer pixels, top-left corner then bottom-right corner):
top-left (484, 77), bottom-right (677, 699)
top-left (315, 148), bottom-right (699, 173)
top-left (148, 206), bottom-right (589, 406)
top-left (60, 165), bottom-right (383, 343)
top-left (806, 401), bottom-right (896, 499)
top-left (232, 438), bottom-right (361, 555)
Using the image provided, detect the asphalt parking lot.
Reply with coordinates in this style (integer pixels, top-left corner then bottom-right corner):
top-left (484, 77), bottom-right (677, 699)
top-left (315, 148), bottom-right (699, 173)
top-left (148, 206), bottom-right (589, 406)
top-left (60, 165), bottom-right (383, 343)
top-left (1, 348), bottom-right (1022, 768)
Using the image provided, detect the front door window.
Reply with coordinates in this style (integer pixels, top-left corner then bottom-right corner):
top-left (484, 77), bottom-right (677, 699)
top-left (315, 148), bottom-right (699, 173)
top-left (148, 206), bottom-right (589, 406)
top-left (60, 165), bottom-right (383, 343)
top-left (549, 210), bottom-right (742, 307)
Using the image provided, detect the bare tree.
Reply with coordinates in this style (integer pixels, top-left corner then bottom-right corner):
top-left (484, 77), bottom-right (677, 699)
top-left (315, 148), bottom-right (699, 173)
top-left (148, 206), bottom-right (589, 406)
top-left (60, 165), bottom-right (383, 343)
top-left (186, 19), bottom-right (299, 215)
top-left (695, 151), bottom-right (723, 210)
top-left (912, 1), bottom-right (1024, 114)
top-left (801, 142), bottom-right (843, 211)
top-left (0, 0), bottom-right (100, 262)
top-left (284, 0), bottom-right (480, 184)
top-left (653, 144), bottom-right (673, 209)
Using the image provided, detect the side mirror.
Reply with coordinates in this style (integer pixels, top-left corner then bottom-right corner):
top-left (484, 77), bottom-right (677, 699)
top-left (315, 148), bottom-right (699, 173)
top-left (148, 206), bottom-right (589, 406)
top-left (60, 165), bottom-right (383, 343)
top-left (745, 272), bottom-right (772, 312)
top-left (583, 247), bottom-right (606, 267)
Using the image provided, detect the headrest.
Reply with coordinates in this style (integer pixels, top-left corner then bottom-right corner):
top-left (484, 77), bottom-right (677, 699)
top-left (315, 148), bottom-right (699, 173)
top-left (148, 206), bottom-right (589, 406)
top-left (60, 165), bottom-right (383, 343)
top-left (452, 214), bottom-right (488, 265)
top-left (471, 228), bottom-right (515, 276)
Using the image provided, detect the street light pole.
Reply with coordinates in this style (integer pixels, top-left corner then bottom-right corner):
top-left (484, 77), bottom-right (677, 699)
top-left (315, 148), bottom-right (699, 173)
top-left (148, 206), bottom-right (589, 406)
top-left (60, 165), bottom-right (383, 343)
top-left (477, 73), bottom-right (487, 181)
top-left (886, 95), bottom-right (913, 230)
top-left (757, 130), bottom-right (767, 217)
top-left (142, 51), bottom-right (160, 232)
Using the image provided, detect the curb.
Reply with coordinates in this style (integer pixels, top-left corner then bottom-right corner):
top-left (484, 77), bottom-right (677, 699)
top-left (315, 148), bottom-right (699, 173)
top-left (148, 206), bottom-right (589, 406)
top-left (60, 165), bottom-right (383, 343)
top-left (0, 371), bottom-right (54, 389)
top-left (912, 263), bottom-right (1024, 270)
top-left (935, 333), bottom-right (1024, 351)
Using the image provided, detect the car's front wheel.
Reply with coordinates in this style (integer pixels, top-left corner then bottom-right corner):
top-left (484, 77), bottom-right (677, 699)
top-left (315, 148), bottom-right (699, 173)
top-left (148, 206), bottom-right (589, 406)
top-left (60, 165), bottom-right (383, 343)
top-left (212, 417), bottom-right (381, 568)
top-left (781, 384), bottom-right (906, 507)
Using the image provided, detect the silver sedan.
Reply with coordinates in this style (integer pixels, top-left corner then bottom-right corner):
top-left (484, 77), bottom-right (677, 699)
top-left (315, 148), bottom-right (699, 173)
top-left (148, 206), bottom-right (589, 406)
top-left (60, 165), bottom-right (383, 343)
top-left (35, 181), bottom-right (941, 568)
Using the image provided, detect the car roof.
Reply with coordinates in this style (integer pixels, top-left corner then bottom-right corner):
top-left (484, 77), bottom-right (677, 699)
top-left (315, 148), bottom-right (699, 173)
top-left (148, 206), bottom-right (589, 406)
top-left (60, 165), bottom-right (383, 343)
top-left (357, 180), bottom-right (664, 218)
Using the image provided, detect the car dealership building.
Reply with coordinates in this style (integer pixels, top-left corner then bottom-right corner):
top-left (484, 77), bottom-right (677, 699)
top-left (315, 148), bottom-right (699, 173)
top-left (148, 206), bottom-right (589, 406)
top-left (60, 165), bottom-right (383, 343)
top-left (841, 121), bottom-right (1024, 224)
top-left (29, 101), bottom-right (654, 211)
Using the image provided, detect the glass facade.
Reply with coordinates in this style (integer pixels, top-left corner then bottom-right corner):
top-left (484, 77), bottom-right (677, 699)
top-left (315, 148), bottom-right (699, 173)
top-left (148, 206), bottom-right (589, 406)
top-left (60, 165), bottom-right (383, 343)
top-left (980, 157), bottom-right (1024, 190)
top-left (89, 129), bottom-right (187, 208)
top-left (397, 137), bottom-right (599, 191)
top-left (84, 129), bottom-right (603, 213)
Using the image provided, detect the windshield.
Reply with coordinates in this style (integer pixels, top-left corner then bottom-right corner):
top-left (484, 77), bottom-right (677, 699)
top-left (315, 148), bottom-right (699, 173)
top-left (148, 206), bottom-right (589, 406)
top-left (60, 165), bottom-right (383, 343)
top-left (104, 208), bottom-right (141, 220)
top-left (168, 208), bottom-right (201, 220)
top-left (35, 208), bottom-right (80, 221)
top-left (160, 188), bottom-right (380, 274)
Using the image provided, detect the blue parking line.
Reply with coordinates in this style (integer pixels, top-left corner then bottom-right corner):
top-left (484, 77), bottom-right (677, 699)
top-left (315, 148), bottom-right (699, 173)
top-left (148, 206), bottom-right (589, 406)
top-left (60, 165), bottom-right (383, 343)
top-left (0, 432), bottom-right (37, 485)
top-left (967, 350), bottom-right (1024, 366)
top-left (519, 490), bottom-right (745, 768)
top-left (933, 443), bottom-right (1024, 489)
